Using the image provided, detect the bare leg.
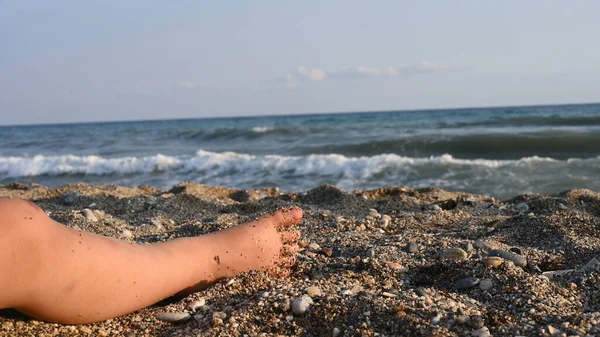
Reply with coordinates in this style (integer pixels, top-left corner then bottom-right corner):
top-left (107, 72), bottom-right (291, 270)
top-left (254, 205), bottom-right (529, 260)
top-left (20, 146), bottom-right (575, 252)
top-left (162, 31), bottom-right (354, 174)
top-left (0, 198), bottom-right (301, 324)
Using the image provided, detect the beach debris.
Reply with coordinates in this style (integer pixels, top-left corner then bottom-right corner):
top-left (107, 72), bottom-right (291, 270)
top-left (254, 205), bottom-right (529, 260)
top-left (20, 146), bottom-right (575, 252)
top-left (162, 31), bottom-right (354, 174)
top-left (509, 247), bottom-right (523, 255)
top-left (455, 277), bottom-right (480, 289)
top-left (81, 208), bottom-right (98, 222)
top-left (482, 256), bottom-right (503, 268)
top-left (292, 295), bottom-right (313, 315)
top-left (154, 312), bottom-right (191, 323)
top-left (516, 202), bottom-right (529, 212)
top-left (440, 248), bottom-right (468, 261)
top-left (488, 249), bottom-right (527, 267)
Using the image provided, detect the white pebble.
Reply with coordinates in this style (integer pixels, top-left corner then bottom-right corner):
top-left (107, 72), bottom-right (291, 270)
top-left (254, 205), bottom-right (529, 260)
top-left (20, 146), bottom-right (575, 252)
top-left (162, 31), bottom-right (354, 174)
top-left (291, 295), bottom-right (312, 315)
top-left (121, 229), bottom-right (133, 239)
top-left (285, 315), bottom-right (294, 322)
top-left (82, 209), bottom-right (98, 222)
top-left (472, 327), bottom-right (490, 337)
top-left (306, 286), bottom-right (322, 297)
top-left (308, 242), bottom-right (321, 251)
top-left (368, 209), bottom-right (380, 218)
top-left (332, 327), bottom-right (341, 337)
top-left (430, 313), bottom-right (441, 325)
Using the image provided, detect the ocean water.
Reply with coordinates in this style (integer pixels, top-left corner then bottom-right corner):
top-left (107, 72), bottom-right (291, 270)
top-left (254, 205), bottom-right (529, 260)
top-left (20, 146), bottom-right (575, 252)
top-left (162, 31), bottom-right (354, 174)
top-left (1, 103), bottom-right (600, 200)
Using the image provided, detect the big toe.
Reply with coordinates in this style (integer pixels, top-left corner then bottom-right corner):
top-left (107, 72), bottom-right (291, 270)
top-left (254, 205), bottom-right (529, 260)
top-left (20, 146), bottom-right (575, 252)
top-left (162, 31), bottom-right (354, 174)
top-left (266, 206), bottom-right (303, 229)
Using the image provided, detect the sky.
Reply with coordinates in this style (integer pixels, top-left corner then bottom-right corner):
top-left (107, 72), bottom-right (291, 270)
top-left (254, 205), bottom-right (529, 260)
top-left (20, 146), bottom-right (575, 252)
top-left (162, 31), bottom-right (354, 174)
top-left (1, 1), bottom-right (600, 125)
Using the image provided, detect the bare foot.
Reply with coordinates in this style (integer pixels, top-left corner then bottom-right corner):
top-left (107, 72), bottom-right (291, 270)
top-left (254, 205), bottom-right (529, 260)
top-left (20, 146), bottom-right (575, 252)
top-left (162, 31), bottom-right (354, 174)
top-left (209, 206), bottom-right (302, 279)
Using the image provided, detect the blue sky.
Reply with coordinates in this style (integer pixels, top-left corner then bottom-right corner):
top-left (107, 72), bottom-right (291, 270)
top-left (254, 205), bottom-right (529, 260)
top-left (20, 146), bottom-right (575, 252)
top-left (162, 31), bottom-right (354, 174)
top-left (1, 1), bottom-right (599, 125)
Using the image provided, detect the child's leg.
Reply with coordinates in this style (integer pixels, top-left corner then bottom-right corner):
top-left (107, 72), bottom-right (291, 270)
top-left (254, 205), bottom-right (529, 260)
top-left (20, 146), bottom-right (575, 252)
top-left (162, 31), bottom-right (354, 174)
top-left (0, 197), bottom-right (301, 324)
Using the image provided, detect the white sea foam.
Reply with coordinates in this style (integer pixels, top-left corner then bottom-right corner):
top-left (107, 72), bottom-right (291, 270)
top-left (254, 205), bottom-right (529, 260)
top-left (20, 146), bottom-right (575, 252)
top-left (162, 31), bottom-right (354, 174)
top-left (0, 150), bottom-right (579, 179)
top-left (251, 126), bottom-right (275, 133)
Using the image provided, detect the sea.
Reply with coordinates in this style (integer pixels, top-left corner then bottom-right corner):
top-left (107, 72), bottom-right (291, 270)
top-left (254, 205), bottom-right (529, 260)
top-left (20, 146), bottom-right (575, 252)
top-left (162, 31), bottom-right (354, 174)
top-left (1, 103), bottom-right (600, 200)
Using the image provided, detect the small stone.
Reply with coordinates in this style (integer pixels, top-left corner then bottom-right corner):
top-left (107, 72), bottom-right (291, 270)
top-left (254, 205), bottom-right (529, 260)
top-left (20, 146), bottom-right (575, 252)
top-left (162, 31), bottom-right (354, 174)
top-left (429, 204), bottom-right (442, 211)
top-left (122, 229), bottom-right (133, 239)
top-left (473, 240), bottom-right (495, 251)
top-left (455, 277), bottom-right (480, 289)
top-left (472, 327), bottom-right (491, 337)
top-left (79, 326), bottom-right (92, 334)
top-left (320, 248), bottom-right (333, 257)
top-left (261, 291), bottom-right (270, 298)
top-left (430, 312), bottom-right (441, 325)
top-left (456, 315), bottom-right (470, 324)
top-left (82, 209), bottom-right (98, 222)
top-left (488, 249), bottom-right (527, 267)
top-left (189, 298), bottom-right (206, 312)
top-left (382, 291), bottom-right (398, 298)
top-left (469, 316), bottom-right (484, 329)
top-left (516, 202), bottom-right (529, 212)
top-left (308, 242), bottom-right (321, 251)
top-left (368, 209), bottom-right (381, 218)
top-left (62, 192), bottom-right (81, 205)
top-left (306, 286), bottom-right (322, 297)
top-left (212, 317), bottom-right (223, 326)
top-left (479, 278), bottom-right (493, 291)
top-left (285, 315), bottom-right (294, 322)
top-left (482, 256), bottom-right (503, 268)
top-left (463, 242), bottom-right (474, 252)
top-left (154, 312), bottom-right (191, 323)
top-left (547, 325), bottom-right (560, 336)
top-left (341, 289), bottom-right (353, 296)
top-left (509, 247), bottom-right (523, 255)
top-left (150, 219), bottom-right (164, 231)
top-left (406, 242), bottom-right (418, 253)
top-left (440, 248), bottom-right (468, 261)
top-left (292, 295), bottom-right (313, 315)
top-left (385, 261), bottom-right (403, 270)
top-left (379, 214), bottom-right (391, 227)
top-left (332, 327), bottom-right (341, 337)
top-left (98, 330), bottom-right (108, 337)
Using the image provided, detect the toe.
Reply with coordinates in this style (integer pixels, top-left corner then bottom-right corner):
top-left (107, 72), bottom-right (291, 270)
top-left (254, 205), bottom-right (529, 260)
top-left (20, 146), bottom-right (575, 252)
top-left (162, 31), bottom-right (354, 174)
top-left (281, 243), bottom-right (299, 255)
top-left (266, 206), bottom-right (303, 229)
top-left (280, 229), bottom-right (300, 243)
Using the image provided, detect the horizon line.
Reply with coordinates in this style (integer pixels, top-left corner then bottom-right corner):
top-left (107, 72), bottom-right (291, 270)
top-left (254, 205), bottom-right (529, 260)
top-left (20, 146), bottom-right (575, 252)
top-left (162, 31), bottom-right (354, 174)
top-left (2, 101), bottom-right (599, 128)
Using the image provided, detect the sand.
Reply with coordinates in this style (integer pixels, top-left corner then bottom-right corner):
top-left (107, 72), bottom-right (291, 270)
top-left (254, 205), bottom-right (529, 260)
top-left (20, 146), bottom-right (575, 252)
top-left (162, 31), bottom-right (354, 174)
top-left (1, 182), bottom-right (599, 337)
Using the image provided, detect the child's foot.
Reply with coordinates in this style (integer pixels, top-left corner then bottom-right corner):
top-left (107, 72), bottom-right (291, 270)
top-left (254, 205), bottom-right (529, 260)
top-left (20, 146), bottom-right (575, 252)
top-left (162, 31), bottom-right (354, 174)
top-left (210, 206), bottom-right (302, 278)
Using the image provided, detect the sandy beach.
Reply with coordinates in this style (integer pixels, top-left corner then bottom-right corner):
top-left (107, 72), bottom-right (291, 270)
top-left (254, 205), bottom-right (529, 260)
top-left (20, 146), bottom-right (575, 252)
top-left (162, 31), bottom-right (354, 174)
top-left (1, 182), bottom-right (599, 337)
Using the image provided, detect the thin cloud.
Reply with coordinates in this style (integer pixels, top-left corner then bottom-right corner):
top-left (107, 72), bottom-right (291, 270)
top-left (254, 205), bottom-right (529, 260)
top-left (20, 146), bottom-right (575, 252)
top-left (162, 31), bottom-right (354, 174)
top-left (177, 80), bottom-right (196, 89)
top-left (282, 61), bottom-right (458, 87)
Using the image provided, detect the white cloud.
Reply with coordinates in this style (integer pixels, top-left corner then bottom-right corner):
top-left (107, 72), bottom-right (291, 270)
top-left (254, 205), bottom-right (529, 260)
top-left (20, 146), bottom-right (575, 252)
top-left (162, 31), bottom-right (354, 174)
top-left (177, 80), bottom-right (196, 89)
top-left (282, 61), bottom-right (457, 87)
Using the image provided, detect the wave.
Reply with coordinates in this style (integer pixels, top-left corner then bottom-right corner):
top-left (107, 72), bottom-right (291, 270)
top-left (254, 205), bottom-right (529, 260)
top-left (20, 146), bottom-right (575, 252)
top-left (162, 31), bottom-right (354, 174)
top-left (1, 150), bottom-right (595, 179)
top-left (307, 132), bottom-right (600, 159)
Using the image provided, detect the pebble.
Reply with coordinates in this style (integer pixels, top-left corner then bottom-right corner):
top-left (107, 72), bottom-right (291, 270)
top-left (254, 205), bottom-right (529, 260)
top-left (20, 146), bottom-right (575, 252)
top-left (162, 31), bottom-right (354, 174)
top-left (382, 291), bottom-right (398, 298)
top-left (482, 256), bottom-right (503, 268)
top-left (122, 229), bottom-right (134, 239)
top-left (320, 248), bottom-right (333, 257)
top-left (473, 240), bottom-right (495, 251)
top-left (440, 248), bottom-right (468, 261)
top-left (488, 249), bottom-right (527, 267)
top-left (385, 261), bottom-right (403, 270)
top-left (98, 329), bottom-right (108, 337)
top-left (547, 325), bottom-right (560, 336)
top-left (509, 247), bottom-right (523, 255)
top-left (455, 277), bottom-right (480, 289)
top-left (189, 299), bottom-right (206, 312)
top-left (332, 327), bottom-right (341, 337)
top-left (472, 327), bottom-right (491, 337)
top-left (62, 192), bottom-right (81, 205)
top-left (82, 209), bottom-right (98, 222)
top-left (285, 315), bottom-right (294, 322)
top-left (469, 316), bottom-right (484, 329)
top-left (428, 204), bottom-right (442, 211)
top-left (379, 214), bottom-right (391, 227)
top-left (542, 269), bottom-right (576, 280)
top-left (456, 315), bottom-right (470, 324)
top-left (150, 219), bottom-right (164, 231)
top-left (368, 209), bottom-right (381, 218)
top-left (306, 286), bottom-right (322, 297)
top-left (430, 312), bottom-right (441, 325)
top-left (308, 242), bottom-right (321, 251)
top-left (292, 295), bottom-right (313, 315)
top-left (516, 202), bottom-right (529, 212)
top-left (463, 242), bottom-right (474, 252)
top-left (154, 312), bottom-right (191, 323)
top-left (479, 278), bottom-right (493, 291)
top-left (79, 326), bottom-right (92, 334)
top-left (406, 242), bottom-right (418, 253)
